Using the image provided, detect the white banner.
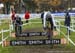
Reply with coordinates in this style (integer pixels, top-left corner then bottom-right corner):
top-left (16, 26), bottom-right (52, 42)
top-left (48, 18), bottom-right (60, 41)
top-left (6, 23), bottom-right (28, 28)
top-left (0, 13), bottom-right (75, 19)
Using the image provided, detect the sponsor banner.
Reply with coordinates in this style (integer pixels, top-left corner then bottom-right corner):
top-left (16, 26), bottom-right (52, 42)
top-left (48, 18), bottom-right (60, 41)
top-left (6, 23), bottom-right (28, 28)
top-left (16, 32), bottom-right (46, 37)
top-left (52, 13), bottom-right (65, 18)
top-left (0, 13), bottom-right (41, 19)
top-left (0, 14), bottom-right (10, 19)
top-left (10, 39), bottom-right (60, 46)
top-left (69, 13), bottom-right (75, 17)
top-left (16, 13), bottom-right (41, 18)
top-left (52, 13), bottom-right (75, 18)
top-left (0, 13), bottom-right (75, 19)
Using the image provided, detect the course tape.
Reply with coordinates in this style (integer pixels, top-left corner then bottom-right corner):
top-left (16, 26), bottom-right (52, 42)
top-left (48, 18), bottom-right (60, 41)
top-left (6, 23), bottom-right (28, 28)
top-left (56, 26), bottom-right (75, 46)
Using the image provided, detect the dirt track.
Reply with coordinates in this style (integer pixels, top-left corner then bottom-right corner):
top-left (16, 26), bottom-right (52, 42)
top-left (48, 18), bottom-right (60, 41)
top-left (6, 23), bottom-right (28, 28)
top-left (23, 27), bottom-right (44, 32)
top-left (8, 44), bottom-right (74, 53)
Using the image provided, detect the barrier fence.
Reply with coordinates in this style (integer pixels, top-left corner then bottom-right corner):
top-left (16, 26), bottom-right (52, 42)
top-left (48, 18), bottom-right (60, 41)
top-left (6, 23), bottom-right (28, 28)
top-left (0, 15), bottom-right (75, 47)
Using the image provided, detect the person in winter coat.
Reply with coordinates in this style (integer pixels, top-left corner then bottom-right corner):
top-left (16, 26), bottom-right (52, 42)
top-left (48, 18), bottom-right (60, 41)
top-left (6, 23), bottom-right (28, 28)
top-left (64, 11), bottom-right (71, 35)
top-left (11, 10), bottom-right (15, 21)
top-left (24, 11), bottom-right (30, 23)
top-left (10, 9), bottom-right (16, 30)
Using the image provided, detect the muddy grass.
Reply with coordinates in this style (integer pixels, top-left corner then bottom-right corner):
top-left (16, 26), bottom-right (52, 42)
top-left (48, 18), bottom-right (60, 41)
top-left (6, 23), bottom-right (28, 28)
top-left (6, 45), bottom-right (74, 53)
top-left (23, 27), bottom-right (44, 32)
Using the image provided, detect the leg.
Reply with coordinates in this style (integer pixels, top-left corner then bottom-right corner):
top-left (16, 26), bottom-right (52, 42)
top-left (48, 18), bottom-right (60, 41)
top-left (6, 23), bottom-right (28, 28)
top-left (67, 26), bottom-right (70, 35)
top-left (47, 21), bottom-right (49, 28)
top-left (47, 28), bottom-right (53, 39)
top-left (49, 18), bottom-right (53, 39)
top-left (19, 25), bottom-right (22, 34)
top-left (54, 26), bottom-right (56, 30)
top-left (15, 25), bottom-right (18, 35)
top-left (41, 18), bottom-right (43, 24)
top-left (47, 20), bottom-right (53, 39)
top-left (26, 19), bottom-right (29, 23)
top-left (66, 24), bottom-right (70, 35)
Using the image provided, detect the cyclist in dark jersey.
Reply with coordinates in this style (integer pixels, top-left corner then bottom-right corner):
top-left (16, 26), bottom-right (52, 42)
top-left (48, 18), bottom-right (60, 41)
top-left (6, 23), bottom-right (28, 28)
top-left (14, 15), bottom-right (23, 35)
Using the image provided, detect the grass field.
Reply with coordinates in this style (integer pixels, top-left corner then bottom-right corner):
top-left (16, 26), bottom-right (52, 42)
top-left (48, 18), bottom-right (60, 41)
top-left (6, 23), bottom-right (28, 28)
top-left (0, 18), bottom-right (75, 53)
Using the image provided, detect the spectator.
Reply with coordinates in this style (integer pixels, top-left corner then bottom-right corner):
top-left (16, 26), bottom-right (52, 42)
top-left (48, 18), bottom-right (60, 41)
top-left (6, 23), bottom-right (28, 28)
top-left (64, 11), bottom-right (71, 35)
top-left (11, 9), bottom-right (15, 26)
top-left (24, 11), bottom-right (30, 23)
